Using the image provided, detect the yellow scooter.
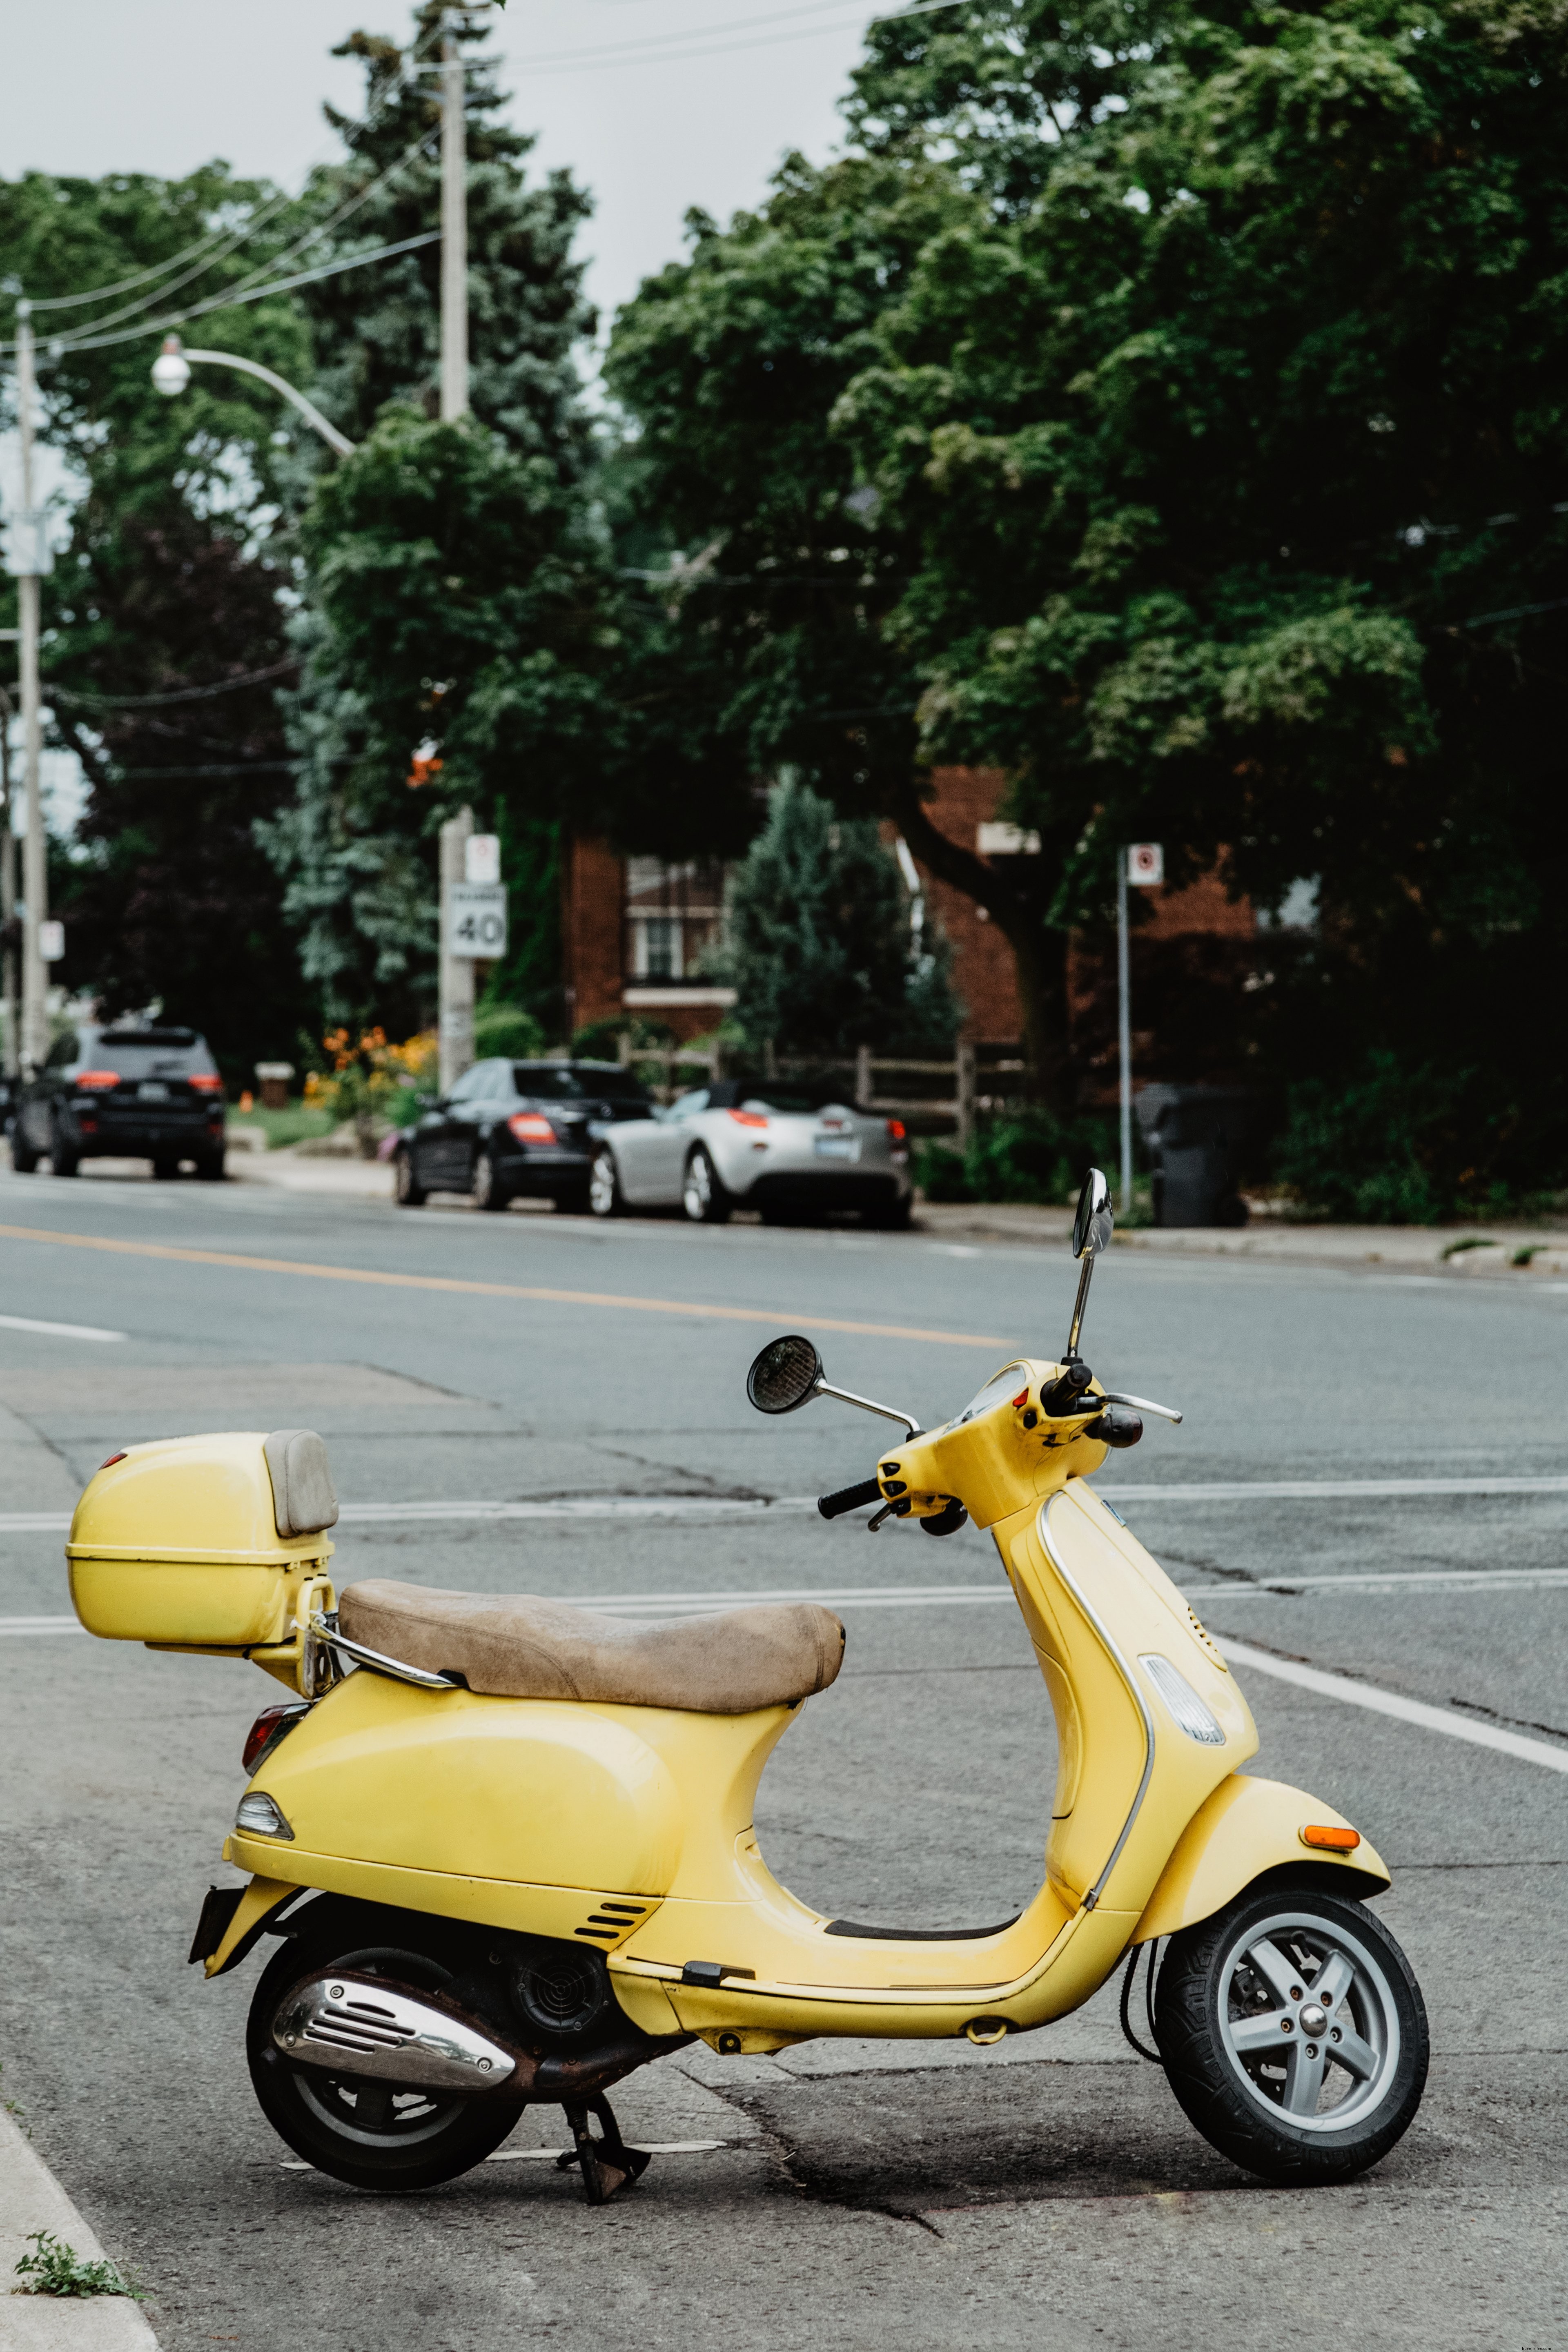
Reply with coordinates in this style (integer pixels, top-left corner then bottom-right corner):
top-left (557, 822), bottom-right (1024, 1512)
top-left (67, 1170), bottom-right (1428, 2203)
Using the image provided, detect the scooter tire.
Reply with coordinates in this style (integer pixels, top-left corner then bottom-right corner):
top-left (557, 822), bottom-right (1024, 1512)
top-left (1152, 1874), bottom-right (1428, 2186)
top-left (245, 1901), bottom-right (526, 2192)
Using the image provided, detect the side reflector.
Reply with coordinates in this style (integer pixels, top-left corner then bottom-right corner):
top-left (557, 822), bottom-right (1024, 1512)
top-left (508, 1112), bottom-right (557, 1143)
top-left (1300, 1824), bottom-right (1361, 1853)
top-left (885, 1118), bottom-right (906, 1141)
top-left (98, 1451), bottom-right (127, 1470)
top-left (727, 1109), bottom-right (768, 1129)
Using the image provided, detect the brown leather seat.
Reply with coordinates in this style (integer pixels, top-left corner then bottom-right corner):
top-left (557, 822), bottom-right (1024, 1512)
top-left (337, 1580), bottom-right (846, 1714)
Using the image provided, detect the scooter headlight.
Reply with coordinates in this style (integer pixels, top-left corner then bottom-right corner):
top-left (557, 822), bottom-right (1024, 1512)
top-left (1139, 1654), bottom-right (1225, 1745)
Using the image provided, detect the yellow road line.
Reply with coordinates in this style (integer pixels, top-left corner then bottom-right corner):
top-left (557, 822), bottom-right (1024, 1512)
top-left (0, 1222), bottom-right (1011, 1351)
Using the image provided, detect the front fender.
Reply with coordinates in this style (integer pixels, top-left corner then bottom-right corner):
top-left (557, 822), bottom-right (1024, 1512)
top-left (1132, 1774), bottom-right (1389, 1944)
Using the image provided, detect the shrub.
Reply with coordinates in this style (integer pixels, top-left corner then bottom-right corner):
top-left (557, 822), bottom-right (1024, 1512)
top-left (914, 1107), bottom-right (1117, 1206)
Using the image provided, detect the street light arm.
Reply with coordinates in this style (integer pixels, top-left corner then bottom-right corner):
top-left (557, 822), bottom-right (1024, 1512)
top-left (178, 348), bottom-right (356, 458)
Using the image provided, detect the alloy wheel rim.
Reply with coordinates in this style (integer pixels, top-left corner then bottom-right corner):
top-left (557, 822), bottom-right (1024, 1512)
top-left (1215, 1907), bottom-right (1401, 2132)
top-left (683, 1153), bottom-right (711, 1218)
top-left (590, 1152), bottom-right (615, 1214)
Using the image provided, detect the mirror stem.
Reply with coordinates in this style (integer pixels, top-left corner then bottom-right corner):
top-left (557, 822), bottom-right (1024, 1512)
top-left (1065, 1255), bottom-right (1095, 1360)
top-left (815, 1380), bottom-right (921, 1440)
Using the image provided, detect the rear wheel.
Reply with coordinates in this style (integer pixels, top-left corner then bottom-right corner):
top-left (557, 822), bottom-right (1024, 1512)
top-left (682, 1145), bottom-right (732, 1225)
top-left (1154, 1877), bottom-right (1428, 2185)
top-left (51, 1127), bottom-right (79, 1177)
top-left (588, 1145), bottom-right (624, 1219)
top-left (151, 1156), bottom-right (180, 1180)
top-left (10, 1129), bottom-right (39, 1173)
top-left (472, 1148), bottom-right (510, 1212)
top-left (195, 1152), bottom-right (226, 1182)
top-left (393, 1148), bottom-right (426, 1208)
top-left (866, 1194), bottom-right (912, 1230)
top-left (246, 1901), bottom-right (525, 2192)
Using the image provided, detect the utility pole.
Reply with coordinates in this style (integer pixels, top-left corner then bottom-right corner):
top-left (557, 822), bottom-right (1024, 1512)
top-left (1118, 842), bottom-right (1164, 1214)
top-left (12, 304), bottom-right (49, 1075)
top-left (439, 12), bottom-right (469, 422)
top-left (0, 684), bottom-right (16, 1078)
top-left (439, 806), bottom-right (475, 1092)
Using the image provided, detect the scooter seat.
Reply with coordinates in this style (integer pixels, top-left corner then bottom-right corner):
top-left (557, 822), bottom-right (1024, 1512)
top-left (337, 1579), bottom-right (846, 1714)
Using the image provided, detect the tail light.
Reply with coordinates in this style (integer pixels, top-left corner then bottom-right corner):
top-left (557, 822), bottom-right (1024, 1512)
top-left (188, 1073), bottom-right (224, 1095)
top-left (73, 1070), bottom-right (121, 1091)
top-left (508, 1111), bottom-right (557, 1144)
top-left (243, 1702), bottom-right (310, 1776)
top-left (885, 1120), bottom-right (906, 1141)
top-left (727, 1109), bottom-right (768, 1129)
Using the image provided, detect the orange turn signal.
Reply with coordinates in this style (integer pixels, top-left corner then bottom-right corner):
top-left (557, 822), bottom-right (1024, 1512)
top-left (727, 1109), bottom-right (768, 1129)
top-left (1300, 1824), bottom-right (1361, 1853)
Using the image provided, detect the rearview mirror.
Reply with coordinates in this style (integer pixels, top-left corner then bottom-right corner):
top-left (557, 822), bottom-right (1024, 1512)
top-left (1072, 1166), bottom-right (1114, 1260)
top-left (746, 1334), bottom-right (824, 1415)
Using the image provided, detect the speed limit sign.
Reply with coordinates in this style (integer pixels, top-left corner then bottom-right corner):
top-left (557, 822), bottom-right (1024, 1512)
top-left (445, 881), bottom-right (509, 959)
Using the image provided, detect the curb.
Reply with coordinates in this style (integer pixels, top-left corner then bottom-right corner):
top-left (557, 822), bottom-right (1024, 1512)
top-left (0, 2109), bottom-right (158, 2348)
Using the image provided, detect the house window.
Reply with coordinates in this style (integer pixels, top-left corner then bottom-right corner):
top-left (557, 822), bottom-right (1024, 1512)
top-left (625, 857), bottom-right (733, 984)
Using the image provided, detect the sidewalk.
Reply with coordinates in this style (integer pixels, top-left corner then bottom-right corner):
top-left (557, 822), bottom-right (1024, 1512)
top-left (913, 1199), bottom-right (1568, 1278)
top-left (0, 2110), bottom-right (158, 2348)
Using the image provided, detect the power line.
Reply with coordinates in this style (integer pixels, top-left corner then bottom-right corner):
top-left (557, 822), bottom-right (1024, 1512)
top-left (48, 659), bottom-right (299, 710)
top-left (503, 0), bottom-right (973, 72)
top-left (9, 16), bottom-right (447, 332)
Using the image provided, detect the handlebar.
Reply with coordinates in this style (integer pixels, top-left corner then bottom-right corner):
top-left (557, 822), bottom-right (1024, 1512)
top-left (817, 1477), bottom-right (884, 1521)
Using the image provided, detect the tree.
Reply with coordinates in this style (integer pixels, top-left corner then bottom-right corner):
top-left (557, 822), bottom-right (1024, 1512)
top-left (719, 779), bottom-right (958, 1056)
top-left (264, 6), bottom-right (601, 1027)
top-left (610, 0), bottom-right (1568, 1181)
top-left (1, 161), bottom-right (326, 1074)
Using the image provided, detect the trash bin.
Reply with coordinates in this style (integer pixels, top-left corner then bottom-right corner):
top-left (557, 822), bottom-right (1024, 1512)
top-left (1133, 1085), bottom-right (1249, 1228)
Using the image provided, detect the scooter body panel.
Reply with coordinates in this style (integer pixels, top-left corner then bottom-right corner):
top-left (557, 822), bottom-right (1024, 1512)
top-left (1132, 1773), bottom-right (1390, 1944)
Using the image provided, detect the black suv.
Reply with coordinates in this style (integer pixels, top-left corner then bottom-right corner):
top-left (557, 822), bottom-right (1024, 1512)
top-left (393, 1058), bottom-right (653, 1212)
top-left (13, 1024), bottom-right (227, 1180)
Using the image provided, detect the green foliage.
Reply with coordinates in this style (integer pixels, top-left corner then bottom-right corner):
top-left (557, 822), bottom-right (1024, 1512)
top-left (717, 780), bottom-right (959, 1055)
top-left (13, 2230), bottom-right (138, 2300)
top-left (915, 1106), bottom-right (1116, 1206)
top-left (1273, 1051), bottom-right (1523, 1225)
top-left (474, 1003), bottom-right (545, 1059)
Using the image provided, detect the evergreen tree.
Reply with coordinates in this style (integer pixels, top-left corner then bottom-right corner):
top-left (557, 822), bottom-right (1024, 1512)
top-left (720, 779), bottom-right (958, 1056)
top-left (263, 6), bottom-right (599, 1030)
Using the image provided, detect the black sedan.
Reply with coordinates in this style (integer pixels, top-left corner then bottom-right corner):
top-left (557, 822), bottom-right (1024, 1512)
top-left (392, 1058), bottom-right (654, 1211)
top-left (12, 1023), bottom-right (227, 1179)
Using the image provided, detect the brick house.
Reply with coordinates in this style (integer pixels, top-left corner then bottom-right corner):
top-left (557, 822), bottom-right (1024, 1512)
top-left (561, 770), bottom-right (1262, 1075)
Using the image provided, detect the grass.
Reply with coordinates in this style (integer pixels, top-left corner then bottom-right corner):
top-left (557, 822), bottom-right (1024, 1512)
top-left (1439, 1235), bottom-right (1501, 1259)
top-left (12, 2229), bottom-right (140, 2299)
top-left (226, 1101), bottom-right (339, 1152)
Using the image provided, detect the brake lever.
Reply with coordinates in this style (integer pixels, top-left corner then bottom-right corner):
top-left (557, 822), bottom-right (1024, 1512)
top-left (1096, 1390), bottom-right (1183, 1426)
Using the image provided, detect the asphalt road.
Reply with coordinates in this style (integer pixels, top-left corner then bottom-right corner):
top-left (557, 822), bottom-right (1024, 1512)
top-left (1, 1167), bottom-right (1565, 2351)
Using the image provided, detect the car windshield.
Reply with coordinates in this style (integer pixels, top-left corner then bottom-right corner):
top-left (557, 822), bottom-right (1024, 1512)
top-left (81, 1029), bottom-right (216, 1078)
top-left (512, 1063), bottom-right (650, 1105)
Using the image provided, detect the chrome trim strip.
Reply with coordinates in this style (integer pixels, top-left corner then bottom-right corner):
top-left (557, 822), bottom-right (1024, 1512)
top-left (309, 1610), bottom-right (464, 1693)
top-left (1037, 1494), bottom-right (1156, 1911)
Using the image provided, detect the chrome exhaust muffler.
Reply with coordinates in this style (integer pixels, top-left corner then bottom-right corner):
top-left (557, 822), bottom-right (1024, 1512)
top-left (272, 1973), bottom-right (526, 2095)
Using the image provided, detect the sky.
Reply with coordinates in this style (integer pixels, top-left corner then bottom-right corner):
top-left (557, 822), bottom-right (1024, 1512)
top-left (0, 0), bottom-right (896, 335)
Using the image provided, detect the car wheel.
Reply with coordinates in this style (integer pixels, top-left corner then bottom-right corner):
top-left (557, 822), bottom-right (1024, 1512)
top-left (866, 1194), bottom-right (912, 1231)
top-left (10, 1129), bottom-right (39, 1174)
top-left (393, 1148), bottom-right (427, 1209)
top-left (472, 1148), bottom-right (510, 1212)
top-left (195, 1152), bottom-right (226, 1182)
top-left (553, 1178), bottom-right (592, 1216)
top-left (682, 1145), bottom-right (732, 1225)
top-left (151, 1157), bottom-right (180, 1180)
top-left (51, 1127), bottom-right (80, 1177)
top-left (588, 1146), bottom-right (624, 1219)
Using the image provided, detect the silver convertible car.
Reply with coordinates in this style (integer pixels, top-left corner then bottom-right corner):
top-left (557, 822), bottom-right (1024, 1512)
top-left (588, 1078), bottom-right (914, 1227)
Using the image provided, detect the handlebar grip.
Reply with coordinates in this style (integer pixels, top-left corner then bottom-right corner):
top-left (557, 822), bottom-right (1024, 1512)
top-left (817, 1477), bottom-right (884, 1521)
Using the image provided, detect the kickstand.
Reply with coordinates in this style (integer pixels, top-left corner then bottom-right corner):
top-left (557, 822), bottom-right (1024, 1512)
top-left (556, 2094), bottom-right (652, 2206)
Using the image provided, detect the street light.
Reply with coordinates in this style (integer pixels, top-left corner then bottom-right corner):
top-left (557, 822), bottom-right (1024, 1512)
top-left (151, 336), bottom-right (356, 459)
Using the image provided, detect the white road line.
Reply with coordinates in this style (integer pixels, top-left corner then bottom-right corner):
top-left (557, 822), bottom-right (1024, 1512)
top-left (0, 1310), bottom-right (125, 1341)
top-left (1102, 1476), bottom-right (1568, 1500)
top-left (1216, 1637), bottom-right (1568, 1776)
top-left (1, 1477), bottom-right (1563, 1541)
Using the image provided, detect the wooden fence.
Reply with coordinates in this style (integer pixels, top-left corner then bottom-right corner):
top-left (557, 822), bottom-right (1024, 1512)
top-left (615, 1035), bottom-right (1029, 1147)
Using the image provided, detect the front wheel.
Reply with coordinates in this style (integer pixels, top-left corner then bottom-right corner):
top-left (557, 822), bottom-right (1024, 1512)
top-left (588, 1145), bottom-right (623, 1218)
top-left (1154, 1876), bottom-right (1428, 2185)
top-left (393, 1147), bottom-right (427, 1208)
top-left (10, 1129), bottom-right (39, 1173)
top-left (246, 1900), bottom-right (525, 2192)
top-left (682, 1144), bottom-right (731, 1225)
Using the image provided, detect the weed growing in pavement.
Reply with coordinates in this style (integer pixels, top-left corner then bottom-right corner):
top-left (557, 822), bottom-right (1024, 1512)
top-left (0, 2060), bottom-right (24, 2132)
top-left (12, 2229), bottom-right (141, 2299)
